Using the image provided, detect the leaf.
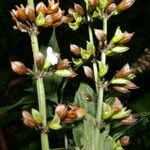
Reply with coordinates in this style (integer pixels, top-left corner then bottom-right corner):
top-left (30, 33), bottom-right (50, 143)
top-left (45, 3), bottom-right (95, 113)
top-left (48, 28), bottom-right (60, 53)
top-left (74, 82), bottom-right (96, 116)
top-left (43, 74), bottom-right (62, 103)
top-left (0, 95), bottom-right (35, 113)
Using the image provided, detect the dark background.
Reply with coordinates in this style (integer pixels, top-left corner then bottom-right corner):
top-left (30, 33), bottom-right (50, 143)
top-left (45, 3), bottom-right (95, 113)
top-left (0, 0), bottom-right (150, 149)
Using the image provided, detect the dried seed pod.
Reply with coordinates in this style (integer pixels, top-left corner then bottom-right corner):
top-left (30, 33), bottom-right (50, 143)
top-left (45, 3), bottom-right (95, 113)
top-left (106, 3), bottom-right (117, 14)
top-left (112, 97), bottom-right (123, 113)
top-left (22, 110), bottom-right (37, 128)
top-left (118, 32), bottom-right (134, 44)
top-left (115, 63), bottom-right (133, 78)
top-left (11, 61), bottom-right (27, 75)
top-left (15, 5), bottom-right (27, 21)
top-left (76, 108), bottom-right (86, 119)
top-left (74, 3), bottom-right (84, 16)
top-left (56, 59), bottom-right (71, 70)
top-left (117, 0), bottom-right (135, 12)
top-left (70, 44), bottom-right (81, 56)
top-left (35, 52), bottom-right (45, 68)
top-left (120, 114), bottom-right (137, 125)
top-left (94, 29), bottom-right (106, 43)
top-left (55, 104), bottom-right (68, 119)
top-left (119, 136), bottom-right (130, 146)
top-left (25, 6), bottom-right (36, 23)
top-left (36, 2), bottom-right (47, 15)
top-left (83, 66), bottom-right (93, 80)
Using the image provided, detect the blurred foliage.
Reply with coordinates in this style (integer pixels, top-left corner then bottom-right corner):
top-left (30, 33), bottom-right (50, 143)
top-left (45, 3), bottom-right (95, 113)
top-left (0, 0), bottom-right (150, 149)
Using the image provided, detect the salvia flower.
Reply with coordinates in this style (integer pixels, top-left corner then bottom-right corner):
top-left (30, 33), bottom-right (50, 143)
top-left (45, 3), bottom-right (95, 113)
top-left (46, 46), bottom-right (59, 66)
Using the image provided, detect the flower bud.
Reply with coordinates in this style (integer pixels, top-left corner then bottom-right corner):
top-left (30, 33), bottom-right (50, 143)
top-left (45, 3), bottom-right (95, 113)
top-left (119, 136), bottom-right (130, 146)
top-left (118, 32), bottom-right (134, 44)
top-left (83, 66), bottom-right (93, 80)
top-left (113, 86), bottom-right (129, 93)
top-left (36, 2), bottom-right (47, 16)
top-left (25, 6), bottom-right (36, 23)
top-left (70, 44), bottom-right (81, 56)
top-left (11, 61), bottom-right (27, 75)
top-left (43, 15), bottom-right (53, 27)
top-left (74, 3), bottom-right (84, 16)
top-left (35, 52), bottom-right (45, 68)
top-left (56, 59), bottom-right (71, 70)
top-left (76, 108), bottom-right (86, 119)
top-left (111, 78), bottom-right (130, 85)
top-left (22, 110), bottom-right (37, 128)
top-left (120, 114), bottom-right (137, 125)
top-left (89, 0), bottom-right (100, 8)
top-left (55, 69), bottom-right (77, 78)
top-left (111, 107), bottom-right (131, 119)
top-left (94, 29), bottom-right (106, 42)
top-left (15, 5), bottom-right (27, 21)
top-left (65, 110), bottom-right (77, 119)
top-left (112, 97), bottom-right (123, 113)
top-left (68, 8), bottom-right (75, 16)
top-left (117, 0), bottom-right (135, 12)
top-left (123, 82), bottom-right (139, 89)
top-left (55, 104), bottom-right (68, 119)
top-left (115, 63), bottom-right (132, 78)
top-left (106, 3), bottom-right (117, 14)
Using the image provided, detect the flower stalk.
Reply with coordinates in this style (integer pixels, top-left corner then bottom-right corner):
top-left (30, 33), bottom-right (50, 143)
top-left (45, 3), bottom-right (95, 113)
top-left (28, 0), bottom-right (50, 150)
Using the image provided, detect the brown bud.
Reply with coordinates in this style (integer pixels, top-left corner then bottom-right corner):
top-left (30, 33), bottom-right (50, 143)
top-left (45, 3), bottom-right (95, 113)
top-left (118, 32), bottom-right (134, 44)
top-left (83, 66), bottom-right (93, 80)
top-left (119, 136), bottom-right (130, 147)
top-left (115, 63), bottom-right (132, 78)
top-left (74, 3), bottom-right (84, 16)
top-left (123, 82), bottom-right (139, 89)
top-left (15, 21), bottom-right (28, 32)
top-left (94, 29), bottom-right (106, 43)
top-left (117, 0), bottom-right (135, 12)
top-left (43, 15), bottom-right (53, 27)
top-left (35, 52), bottom-right (45, 68)
top-left (120, 114), bottom-right (137, 125)
top-left (55, 104), bottom-right (68, 119)
top-left (11, 61), bottom-right (27, 75)
top-left (106, 3), bottom-right (117, 14)
top-left (68, 8), bottom-right (75, 16)
top-left (36, 2), bottom-right (47, 16)
top-left (47, 3), bottom-right (59, 14)
top-left (25, 6), bottom-right (36, 23)
top-left (112, 97), bottom-right (123, 113)
top-left (113, 86), bottom-right (130, 93)
top-left (76, 108), bottom-right (86, 119)
top-left (15, 5), bottom-right (27, 21)
top-left (56, 59), bottom-right (71, 70)
top-left (89, 0), bottom-right (100, 8)
top-left (61, 16), bottom-right (73, 23)
top-left (65, 110), bottom-right (77, 119)
top-left (22, 111), bottom-right (37, 128)
top-left (51, 9), bottom-right (63, 22)
top-left (70, 44), bottom-right (81, 56)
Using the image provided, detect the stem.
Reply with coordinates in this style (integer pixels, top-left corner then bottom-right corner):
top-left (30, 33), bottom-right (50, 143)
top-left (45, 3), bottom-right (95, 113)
top-left (95, 17), bottom-right (108, 150)
top-left (27, 0), bottom-right (50, 150)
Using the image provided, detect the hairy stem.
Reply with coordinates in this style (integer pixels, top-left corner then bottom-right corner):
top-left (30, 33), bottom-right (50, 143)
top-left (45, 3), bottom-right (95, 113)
top-left (28, 0), bottom-right (50, 150)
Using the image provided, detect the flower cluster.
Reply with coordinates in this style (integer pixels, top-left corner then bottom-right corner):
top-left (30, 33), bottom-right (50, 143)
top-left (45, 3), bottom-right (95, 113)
top-left (10, 0), bottom-right (71, 34)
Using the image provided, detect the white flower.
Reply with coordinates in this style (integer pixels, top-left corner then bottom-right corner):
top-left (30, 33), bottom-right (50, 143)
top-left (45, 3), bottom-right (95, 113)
top-left (46, 47), bottom-right (59, 65)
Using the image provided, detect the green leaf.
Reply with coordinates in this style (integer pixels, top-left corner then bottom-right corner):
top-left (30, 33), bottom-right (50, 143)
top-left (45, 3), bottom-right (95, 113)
top-left (48, 114), bottom-right (62, 130)
top-left (0, 95), bottom-right (35, 113)
top-left (48, 29), bottom-right (60, 53)
top-left (86, 41), bottom-right (95, 55)
top-left (98, 61), bottom-right (108, 77)
top-left (74, 82), bottom-right (96, 116)
top-left (43, 74), bottom-right (62, 103)
top-left (81, 48), bottom-right (91, 60)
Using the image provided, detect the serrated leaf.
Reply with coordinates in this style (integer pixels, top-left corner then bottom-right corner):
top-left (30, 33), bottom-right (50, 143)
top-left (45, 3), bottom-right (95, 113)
top-left (74, 82), bottom-right (96, 116)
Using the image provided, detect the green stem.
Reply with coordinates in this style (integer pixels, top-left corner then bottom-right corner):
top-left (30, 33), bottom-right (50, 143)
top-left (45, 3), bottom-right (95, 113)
top-left (27, 0), bottom-right (50, 150)
top-left (95, 17), bottom-right (108, 150)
